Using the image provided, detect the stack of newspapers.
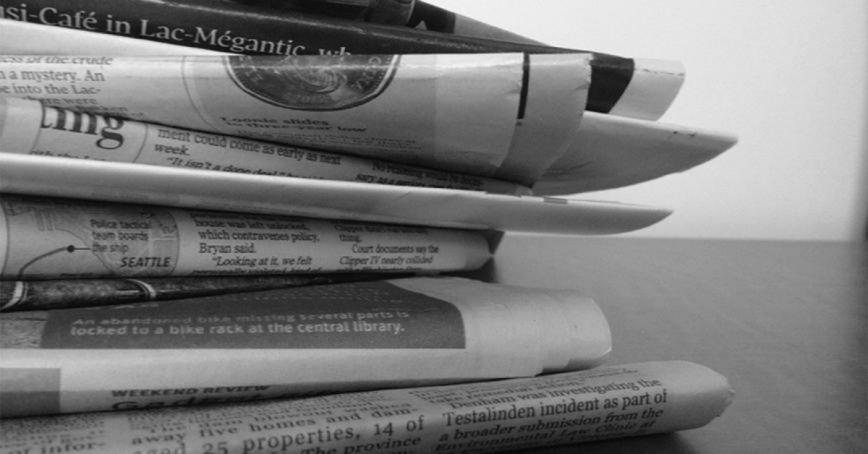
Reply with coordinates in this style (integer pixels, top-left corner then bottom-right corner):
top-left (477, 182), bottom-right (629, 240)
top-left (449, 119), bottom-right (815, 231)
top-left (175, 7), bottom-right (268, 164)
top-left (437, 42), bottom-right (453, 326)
top-left (0, 1), bottom-right (737, 453)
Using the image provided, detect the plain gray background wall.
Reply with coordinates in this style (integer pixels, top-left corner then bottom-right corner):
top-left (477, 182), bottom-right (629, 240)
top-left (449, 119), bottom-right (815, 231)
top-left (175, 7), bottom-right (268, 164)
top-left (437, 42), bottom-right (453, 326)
top-left (430, 0), bottom-right (868, 241)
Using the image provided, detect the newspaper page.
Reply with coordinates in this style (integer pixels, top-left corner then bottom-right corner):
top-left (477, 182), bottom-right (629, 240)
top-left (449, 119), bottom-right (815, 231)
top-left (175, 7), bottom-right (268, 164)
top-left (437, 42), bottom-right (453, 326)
top-left (0, 274), bottom-right (393, 312)
top-left (0, 154), bottom-right (673, 235)
top-left (0, 97), bottom-right (530, 195)
top-left (0, 53), bottom-right (587, 180)
top-left (533, 112), bottom-right (740, 195)
top-left (0, 194), bottom-right (491, 280)
top-left (0, 276), bottom-right (612, 417)
top-left (0, 360), bottom-right (733, 453)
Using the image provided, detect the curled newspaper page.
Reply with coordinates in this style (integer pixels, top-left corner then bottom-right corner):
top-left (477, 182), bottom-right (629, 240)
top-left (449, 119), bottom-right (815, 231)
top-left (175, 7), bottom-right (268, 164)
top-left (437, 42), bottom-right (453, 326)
top-left (0, 154), bottom-right (673, 235)
top-left (0, 276), bottom-right (611, 417)
top-left (0, 53), bottom-right (588, 181)
top-left (0, 194), bottom-right (492, 280)
top-left (534, 112), bottom-right (739, 195)
top-left (0, 360), bottom-right (733, 452)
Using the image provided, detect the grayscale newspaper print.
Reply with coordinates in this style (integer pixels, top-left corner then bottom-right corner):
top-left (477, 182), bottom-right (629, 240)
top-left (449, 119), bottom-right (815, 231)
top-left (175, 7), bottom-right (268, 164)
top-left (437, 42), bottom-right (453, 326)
top-left (0, 97), bottom-right (530, 194)
top-left (0, 361), bottom-right (733, 453)
top-left (0, 195), bottom-right (492, 279)
top-left (0, 277), bottom-right (612, 417)
top-left (0, 54), bottom-right (587, 178)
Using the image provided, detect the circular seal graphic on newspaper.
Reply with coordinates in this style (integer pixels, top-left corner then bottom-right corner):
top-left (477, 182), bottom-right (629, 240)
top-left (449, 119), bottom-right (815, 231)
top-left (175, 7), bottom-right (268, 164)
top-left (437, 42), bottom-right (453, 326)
top-left (226, 54), bottom-right (400, 111)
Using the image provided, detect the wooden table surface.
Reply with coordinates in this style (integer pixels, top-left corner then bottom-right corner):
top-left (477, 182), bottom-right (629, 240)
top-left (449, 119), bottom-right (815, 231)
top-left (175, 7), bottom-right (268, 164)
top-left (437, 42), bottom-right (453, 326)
top-left (465, 236), bottom-right (867, 453)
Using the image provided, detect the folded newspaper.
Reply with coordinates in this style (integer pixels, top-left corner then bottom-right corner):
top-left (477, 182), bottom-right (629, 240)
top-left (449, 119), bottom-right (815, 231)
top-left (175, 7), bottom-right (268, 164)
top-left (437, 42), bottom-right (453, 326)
top-left (0, 360), bottom-right (733, 453)
top-left (0, 53), bottom-right (588, 184)
top-left (0, 24), bottom-right (738, 192)
top-left (0, 194), bottom-right (492, 280)
top-left (0, 276), bottom-right (612, 417)
top-left (0, 97), bottom-right (531, 195)
top-left (0, 1), bottom-right (680, 121)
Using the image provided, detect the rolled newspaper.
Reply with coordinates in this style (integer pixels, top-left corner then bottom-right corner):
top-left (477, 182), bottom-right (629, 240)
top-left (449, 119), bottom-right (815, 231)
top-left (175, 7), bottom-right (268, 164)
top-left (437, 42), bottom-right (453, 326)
top-left (0, 276), bottom-right (612, 417)
top-left (0, 53), bottom-right (588, 183)
top-left (0, 98), bottom-right (531, 195)
top-left (0, 22), bottom-right (736, 192)
top-left (0, 194), bottom-right (492, 280)
top-left (0, 0), bottom-right (665, 120)
top-left (0, 360), bottom-right (732, 452)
